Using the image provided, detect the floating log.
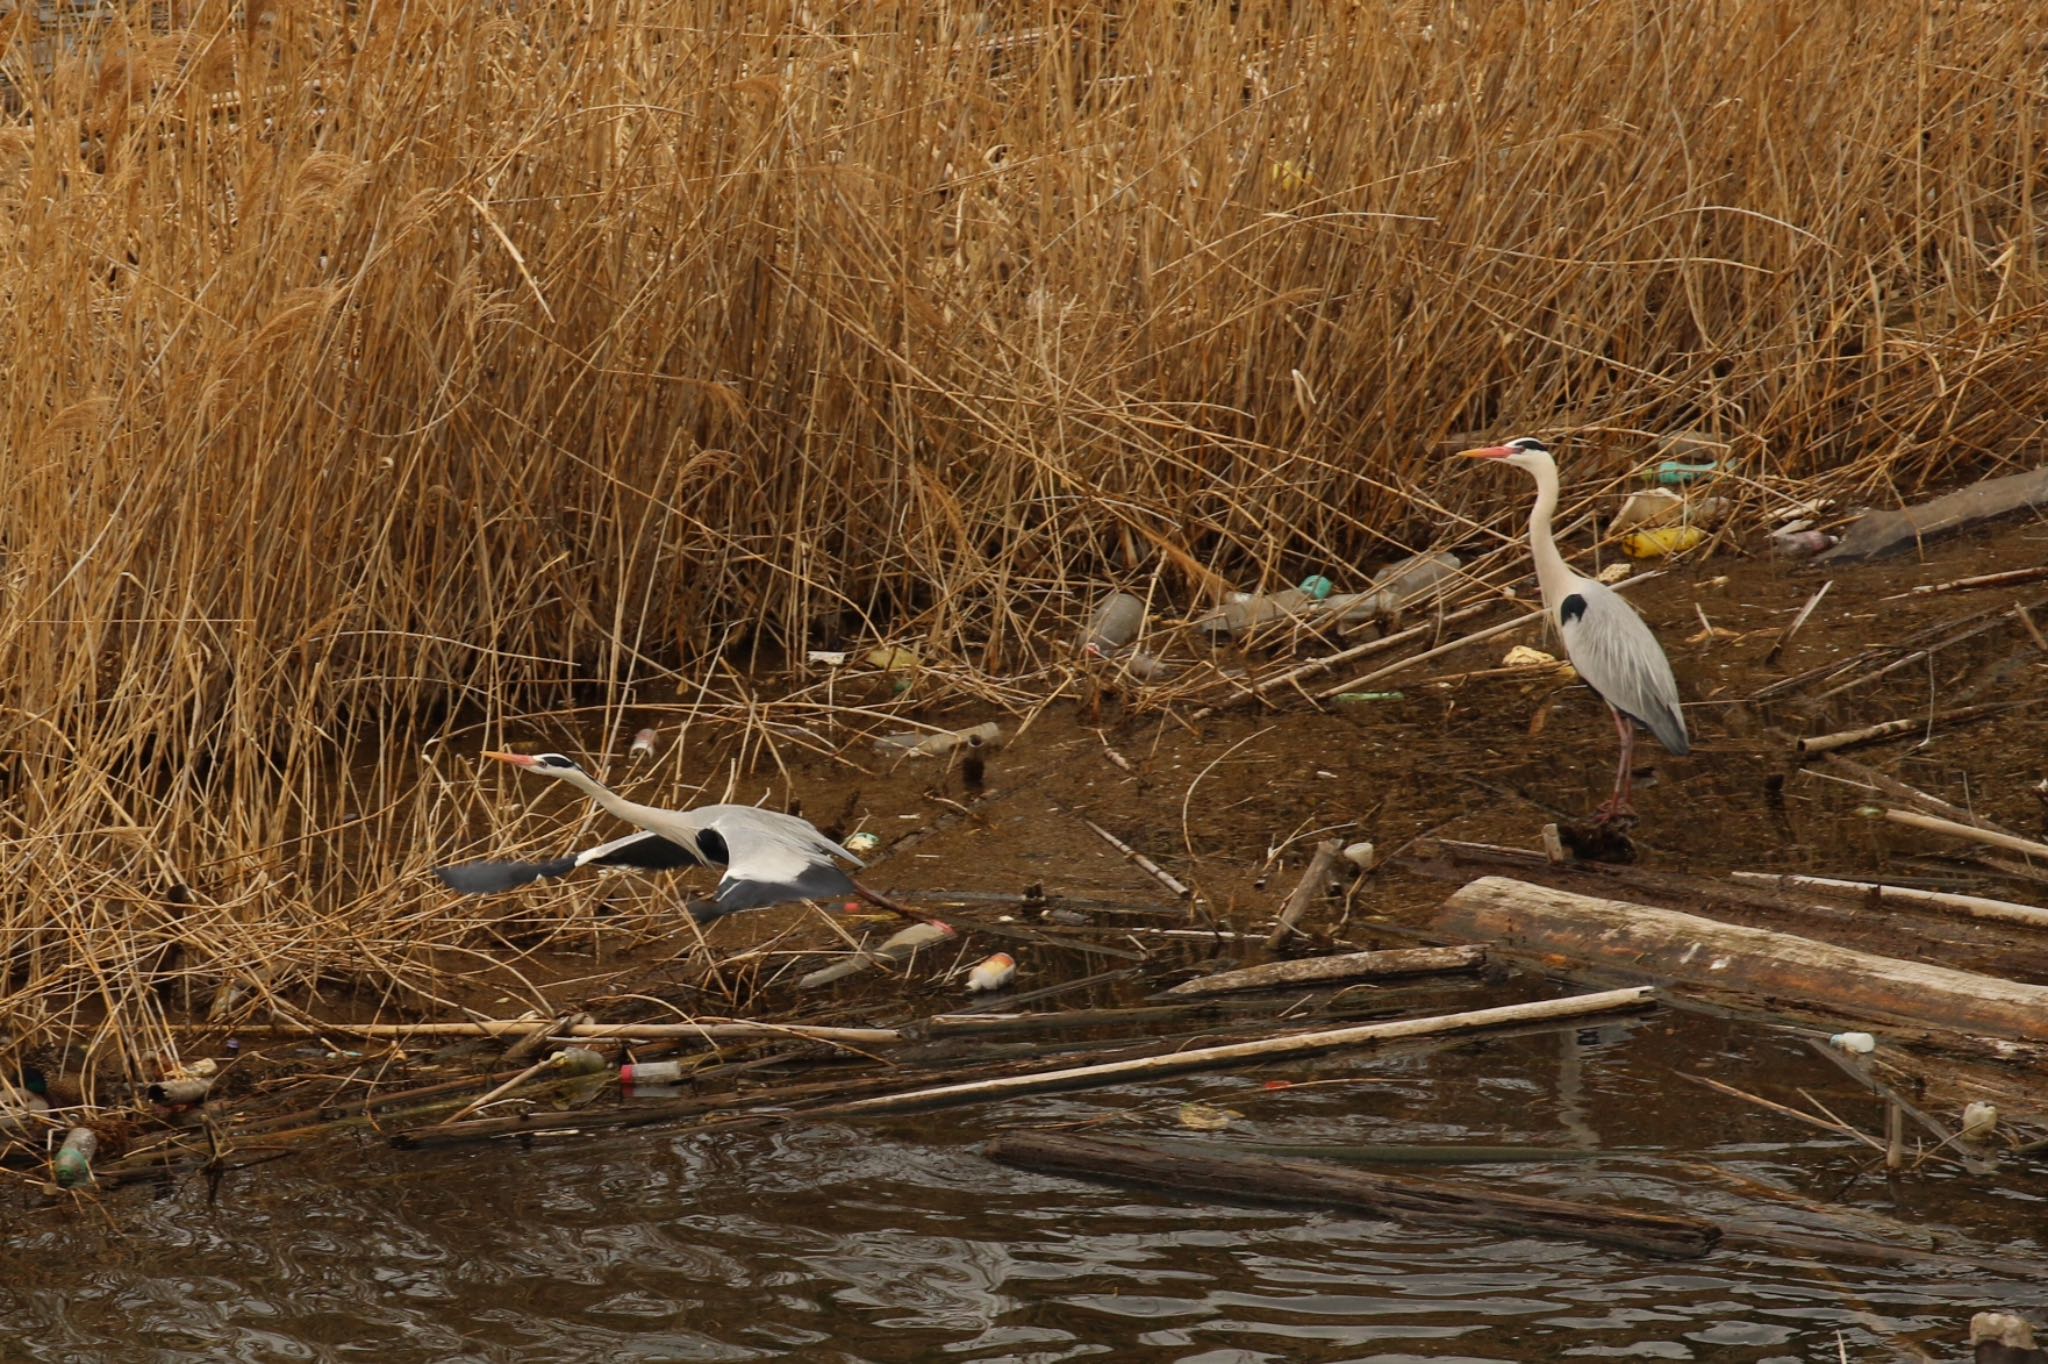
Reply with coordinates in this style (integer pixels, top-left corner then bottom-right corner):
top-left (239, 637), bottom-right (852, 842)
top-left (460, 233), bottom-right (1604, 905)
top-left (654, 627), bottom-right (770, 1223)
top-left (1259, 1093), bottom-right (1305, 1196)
top-left (983, 1131), bottom-right (1719, 1259)
top-left (1165, 946), bottom-right (1484, 997)
top-left (1436, 877), bottom-right (2048, 1043)
top-left (825, 987), bottom-right (1655, 1115)
top-left (1265, 839), bottom-right (1344, 949)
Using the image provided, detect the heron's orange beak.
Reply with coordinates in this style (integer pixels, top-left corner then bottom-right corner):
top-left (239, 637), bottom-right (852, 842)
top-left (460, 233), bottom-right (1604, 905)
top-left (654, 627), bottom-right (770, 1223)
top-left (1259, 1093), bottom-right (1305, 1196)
top-left (480, 750), bottom-right (538, 768)
top-left (1458, 444), bottom-right (1515, 460)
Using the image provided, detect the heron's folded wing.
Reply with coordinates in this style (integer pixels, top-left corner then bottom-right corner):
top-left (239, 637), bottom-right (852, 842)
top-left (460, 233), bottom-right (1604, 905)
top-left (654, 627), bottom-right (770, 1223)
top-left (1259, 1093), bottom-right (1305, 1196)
top-left (1558, 581), bottom-right (1690, 755)
top-left (690, 811), bottom-right (857, 920)
top-left (434, 831), bottom-right (700, 895)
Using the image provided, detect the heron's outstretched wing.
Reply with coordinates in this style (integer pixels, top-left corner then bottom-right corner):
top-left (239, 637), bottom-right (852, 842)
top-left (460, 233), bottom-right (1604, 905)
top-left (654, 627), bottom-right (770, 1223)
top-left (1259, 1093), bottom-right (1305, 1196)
top-left (433, 830), bottom-right (703, 895)
top-left (1556, 580), bottom-right (1689, 755)
top-left (685, 806), bottom-right (861, 922)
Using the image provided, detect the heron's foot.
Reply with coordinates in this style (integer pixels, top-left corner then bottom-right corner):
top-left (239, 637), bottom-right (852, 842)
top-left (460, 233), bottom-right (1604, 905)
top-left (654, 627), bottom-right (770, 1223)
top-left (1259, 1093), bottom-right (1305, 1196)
top-left (1591, 798), bottom-right (1638, 827)
top-left (1558, 818), bottom-right (1637, 865)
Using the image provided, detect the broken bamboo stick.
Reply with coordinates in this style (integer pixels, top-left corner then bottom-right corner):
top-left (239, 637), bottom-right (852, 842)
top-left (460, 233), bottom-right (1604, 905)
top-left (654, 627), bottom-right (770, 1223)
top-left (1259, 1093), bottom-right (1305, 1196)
top-left (1729, 871), bottom-right (2048, 931)
top-left (172, 1019), bottom-right (905, 1045)
top-left (1794, 702), bottom-right (2016, 756)
top-left (1082, 818), bottom-right (1194, 899)
top-left (1265, 839), bottom-right (1344, 949)
top-left (1435, 877), bottom-right (2048, 1043)
top-left (1165, 946), bottom-right (1484, 997)
top-left (821, 987), bottom-right (1656, 1115)
top-left (1882, 809), bottom-right (2048, 863)
top-left (983, 1131), bottom-right (1719, 1259)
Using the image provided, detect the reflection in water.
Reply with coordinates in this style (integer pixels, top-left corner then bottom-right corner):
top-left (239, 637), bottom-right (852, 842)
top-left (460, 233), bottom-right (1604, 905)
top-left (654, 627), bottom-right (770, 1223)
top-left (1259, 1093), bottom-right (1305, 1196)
top-left (2, 1013), bottom-right (2040, 1363)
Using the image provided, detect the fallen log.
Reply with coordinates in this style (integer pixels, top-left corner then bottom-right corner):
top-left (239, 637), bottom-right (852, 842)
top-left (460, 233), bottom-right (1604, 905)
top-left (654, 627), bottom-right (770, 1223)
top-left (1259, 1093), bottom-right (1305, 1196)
top-left (983, 1131), bottom-right (1719, 1259)
top-left (1817, 464), bottom-right (2048, 563)
top-left (823, 987), bottom-right (1655, 1115)
top-left (1436, 877), bottom-right (2048, 1044)
top-left (1165, 945), bottom-right (1485, 997)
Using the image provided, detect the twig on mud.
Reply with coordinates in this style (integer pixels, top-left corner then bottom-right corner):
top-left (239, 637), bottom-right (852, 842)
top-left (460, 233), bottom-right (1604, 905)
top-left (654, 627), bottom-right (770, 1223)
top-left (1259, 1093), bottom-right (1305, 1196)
top-left (1265, 839), bottom-right (1344, 950)
top-left (1793, 701), bottom-right (2018, 757)
top-left (1081, 818), bottom-right (1193, 900)
top-left (1764, 579), bottom-right (1831, 667)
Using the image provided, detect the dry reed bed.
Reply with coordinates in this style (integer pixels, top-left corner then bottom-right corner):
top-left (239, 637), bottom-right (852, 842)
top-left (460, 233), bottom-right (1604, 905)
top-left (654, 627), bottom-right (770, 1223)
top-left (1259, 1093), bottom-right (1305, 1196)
top-left (2, 0), bottom-right (2046, 1078)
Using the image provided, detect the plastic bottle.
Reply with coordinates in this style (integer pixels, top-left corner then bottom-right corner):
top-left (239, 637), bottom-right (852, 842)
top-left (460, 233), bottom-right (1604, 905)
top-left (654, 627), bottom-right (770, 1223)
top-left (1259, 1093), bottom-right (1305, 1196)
top-left (545, 1048), bottom-right (608, 1076)
top-left (1622, 526), bottom-right (1705, 558)
top-left (619, 1060), bottom-right (687, 1086)
top-left (1082, 592), bottom-right (1147, 652)
top-left (1369, 550), bottom-right (1462, 607)
top-left (53, 1127), bottom-right (96, 1187)
top-left (1655, 460), bottom-right (1720, 485)
top-left (629, 728), bottom-right (658, 760)
top-left (1198, 587), bottom-right (1321, 635)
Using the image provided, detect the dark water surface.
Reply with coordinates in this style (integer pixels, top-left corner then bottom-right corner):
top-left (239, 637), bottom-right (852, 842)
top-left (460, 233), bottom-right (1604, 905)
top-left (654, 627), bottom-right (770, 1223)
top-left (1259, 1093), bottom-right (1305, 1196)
top-left (6, 1005), bottom-right (2041, 1363)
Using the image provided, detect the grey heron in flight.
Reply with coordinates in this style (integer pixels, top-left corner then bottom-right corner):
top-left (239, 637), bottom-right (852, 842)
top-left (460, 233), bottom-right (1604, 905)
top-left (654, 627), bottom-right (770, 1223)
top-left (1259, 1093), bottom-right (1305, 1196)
top-left (1460, 437), bottom-right (1689, 822)
top-left (433, 751), bottom-right (887, 923)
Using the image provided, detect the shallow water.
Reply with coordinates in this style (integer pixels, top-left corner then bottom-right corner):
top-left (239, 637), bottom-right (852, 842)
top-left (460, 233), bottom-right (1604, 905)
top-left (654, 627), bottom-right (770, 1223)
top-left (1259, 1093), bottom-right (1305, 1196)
top-left (7, 1002), bottom-right (2042, 1363)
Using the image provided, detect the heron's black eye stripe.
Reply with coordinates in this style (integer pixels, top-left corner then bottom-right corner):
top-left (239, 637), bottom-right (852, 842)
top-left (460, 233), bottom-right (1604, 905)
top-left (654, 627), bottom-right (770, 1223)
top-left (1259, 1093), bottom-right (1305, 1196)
top-left (1560, 593), bottom-right (1588, 626)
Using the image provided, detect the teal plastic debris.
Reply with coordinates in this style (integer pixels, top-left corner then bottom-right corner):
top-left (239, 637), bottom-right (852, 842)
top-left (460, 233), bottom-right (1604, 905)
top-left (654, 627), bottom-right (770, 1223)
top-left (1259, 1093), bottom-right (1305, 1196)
top-left (1655, 460), bottom-right (1719, 485)
top-left (1297, 574), bottom-right (1335, 600)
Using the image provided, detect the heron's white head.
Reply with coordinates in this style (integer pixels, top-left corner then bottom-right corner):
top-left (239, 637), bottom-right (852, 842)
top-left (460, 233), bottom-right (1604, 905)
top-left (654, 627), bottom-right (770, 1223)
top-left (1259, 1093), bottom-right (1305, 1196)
top-left (1457, 435), bottom-right (1553, 472)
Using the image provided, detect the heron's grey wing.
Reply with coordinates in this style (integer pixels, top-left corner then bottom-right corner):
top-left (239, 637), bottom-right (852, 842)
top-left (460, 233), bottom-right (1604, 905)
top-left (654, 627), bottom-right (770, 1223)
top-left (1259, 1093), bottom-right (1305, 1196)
top-left (433, 830), bottom-right (701, 895)
top-left (1556, 580), bottom-right (1690, 755)
top-left (686, 807), bottom-right (859, 921)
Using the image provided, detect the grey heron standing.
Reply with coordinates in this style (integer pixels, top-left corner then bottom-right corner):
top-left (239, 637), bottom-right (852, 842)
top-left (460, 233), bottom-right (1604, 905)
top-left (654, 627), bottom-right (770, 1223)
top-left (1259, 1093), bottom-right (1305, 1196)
top-left (433, 751), bottom-right (904, 923)
top-left (1460, 437), bottom-right (1689, 821)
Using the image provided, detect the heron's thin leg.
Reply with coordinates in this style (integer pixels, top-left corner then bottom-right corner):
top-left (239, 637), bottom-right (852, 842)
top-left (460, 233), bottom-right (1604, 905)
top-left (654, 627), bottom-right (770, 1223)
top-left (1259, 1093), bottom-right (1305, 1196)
top-left (849, 876), bottom-right (944, 926)
top-left (1595, 707), bottom-right (1637, 823)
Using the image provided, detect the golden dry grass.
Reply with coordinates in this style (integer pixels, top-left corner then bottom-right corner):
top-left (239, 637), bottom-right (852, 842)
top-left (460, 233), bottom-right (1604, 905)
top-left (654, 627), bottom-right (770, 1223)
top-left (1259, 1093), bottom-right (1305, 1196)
top-left (3, 0), bottom-right (2046, 1076)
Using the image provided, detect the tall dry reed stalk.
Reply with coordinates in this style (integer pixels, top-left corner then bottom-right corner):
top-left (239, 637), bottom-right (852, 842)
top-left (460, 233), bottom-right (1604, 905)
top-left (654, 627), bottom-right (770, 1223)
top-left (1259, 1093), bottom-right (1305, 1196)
top-left (2, 0), bottom-right (2045, 1073)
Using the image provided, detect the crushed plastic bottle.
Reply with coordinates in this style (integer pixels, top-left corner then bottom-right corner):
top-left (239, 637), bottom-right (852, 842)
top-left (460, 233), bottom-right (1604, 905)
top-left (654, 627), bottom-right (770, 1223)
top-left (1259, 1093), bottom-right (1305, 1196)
top-left (545, 1047), bottom-right (608, 1076)
top-left (965, 952), bottom-right (1017, 993)
top-left (53, 1127), bottom-right (96, 1188)
top-left (1197, 587), bottom-right (1323, 635)
top-left (1655, 460), bottom-right (1720, 485)
top-left (1082, 592), bottom-right (1147, 652)
top-left (1369, 550), bottom-right (1462, 608)
top-left (874, 721), bottom-right (1001, 756)
top-left (1622, 526), bottom-right (1705, 558)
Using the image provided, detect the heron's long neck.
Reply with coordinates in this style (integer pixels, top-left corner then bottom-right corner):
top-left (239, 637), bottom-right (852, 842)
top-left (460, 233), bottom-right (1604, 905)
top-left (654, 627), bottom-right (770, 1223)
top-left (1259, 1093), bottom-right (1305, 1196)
top-left (559, 768), bottom-right (665, 831)
top-left (1526, 456), bottom-right (1576, 609)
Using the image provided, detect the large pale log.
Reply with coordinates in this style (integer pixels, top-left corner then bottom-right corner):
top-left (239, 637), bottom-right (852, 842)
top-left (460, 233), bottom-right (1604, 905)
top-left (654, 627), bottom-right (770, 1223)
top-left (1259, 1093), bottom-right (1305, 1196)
top-left (985, 1131), bottom-right (1719, 1259)
top-left (1436, 876), bottom-right (2048, 1043)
